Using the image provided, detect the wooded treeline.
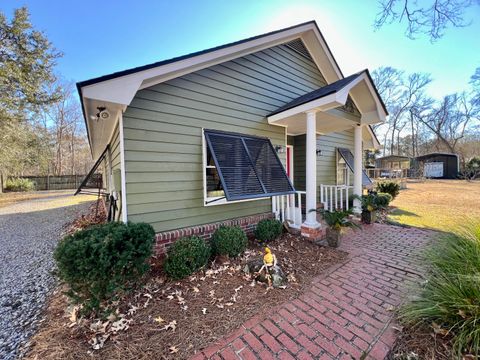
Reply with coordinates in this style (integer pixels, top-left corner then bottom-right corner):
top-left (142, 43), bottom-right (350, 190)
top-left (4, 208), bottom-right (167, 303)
top-left (0, 7), bottom-right (92, 178)
top-left (371, 66), bottom-right (480, 166)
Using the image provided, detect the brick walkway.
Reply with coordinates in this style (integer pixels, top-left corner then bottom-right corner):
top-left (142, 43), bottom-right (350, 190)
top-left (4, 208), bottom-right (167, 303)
top-left (191, 224), bottom-right (435, 360)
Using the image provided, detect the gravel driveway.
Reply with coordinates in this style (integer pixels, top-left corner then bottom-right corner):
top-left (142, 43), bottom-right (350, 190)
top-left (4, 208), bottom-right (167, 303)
top-left (0, 191), bottom-right (95, 359)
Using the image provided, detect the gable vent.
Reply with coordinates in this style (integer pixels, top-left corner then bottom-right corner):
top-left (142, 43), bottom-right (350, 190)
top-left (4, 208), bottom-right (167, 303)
top-left (285, 39), bottom-right (313, 60)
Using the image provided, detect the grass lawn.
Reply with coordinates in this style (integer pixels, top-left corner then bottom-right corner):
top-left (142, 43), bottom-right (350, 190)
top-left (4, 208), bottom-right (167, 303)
top-left (388, 179), bottom-right (480, 232)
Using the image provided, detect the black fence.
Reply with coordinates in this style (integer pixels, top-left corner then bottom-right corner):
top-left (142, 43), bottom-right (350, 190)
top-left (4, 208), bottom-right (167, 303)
top-left (12, 174), bottom-right (103, 191)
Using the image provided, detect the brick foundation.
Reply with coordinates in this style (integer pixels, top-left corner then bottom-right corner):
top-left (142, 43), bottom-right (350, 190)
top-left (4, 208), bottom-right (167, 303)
top-left (301, 224), bottom-right (326, 242)
top-left (154, 213), bottom-right (272, 255)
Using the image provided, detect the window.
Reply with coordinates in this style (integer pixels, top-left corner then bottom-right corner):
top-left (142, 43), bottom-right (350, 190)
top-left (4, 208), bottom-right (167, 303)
top-left (336, 155), bottom-right (348, 185)
top-left (336, 148), bottom-right (372, 186)
top-left (203, 129), bottom-right (295, 205)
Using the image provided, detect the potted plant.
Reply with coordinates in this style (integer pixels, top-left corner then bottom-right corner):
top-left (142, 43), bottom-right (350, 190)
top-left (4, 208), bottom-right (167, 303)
top-left (360, 193), bottom-right (378, 224)
top-left (358, 192), bottom-right (393, 224)
top-left (319, 209), bottom-right (360, 247)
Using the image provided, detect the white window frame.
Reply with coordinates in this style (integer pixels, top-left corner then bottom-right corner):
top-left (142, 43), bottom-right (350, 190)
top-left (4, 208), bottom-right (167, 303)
top-left (336, 150), bottom-right (350, 186)
top-left (202, 128), bottom-right (268, 207)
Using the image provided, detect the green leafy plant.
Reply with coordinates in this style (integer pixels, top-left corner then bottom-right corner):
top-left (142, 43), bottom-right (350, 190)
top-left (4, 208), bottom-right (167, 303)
top-left (376, 180), bottom-right (401, 199)
top-left (358, 192), bottom-right (392, 212)
top-left (54, 222), bottom-right (155, 315)
top-left (400, 222), bottom-right (480, 357)
top-left (320, 208), bottom-right (360, 231)
top-left (4, 177), bottom-right (34, 192)
top-left (211, 225), bottom-right (247, 258)
top-left (163, 236), bottom-right (210, 279)
top-left (375, 192), bottom-right (393, 209)
top-left (254, 219), bottom-right (283, 243)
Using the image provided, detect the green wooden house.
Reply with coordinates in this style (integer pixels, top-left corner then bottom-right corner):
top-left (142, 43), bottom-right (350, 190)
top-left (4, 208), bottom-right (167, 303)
top-left (77, 21), bottom-right (387, 253)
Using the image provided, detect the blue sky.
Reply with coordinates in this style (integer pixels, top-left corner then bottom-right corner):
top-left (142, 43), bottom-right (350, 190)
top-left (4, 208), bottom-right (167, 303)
top-left (2, 0), bottom-right (479, 100)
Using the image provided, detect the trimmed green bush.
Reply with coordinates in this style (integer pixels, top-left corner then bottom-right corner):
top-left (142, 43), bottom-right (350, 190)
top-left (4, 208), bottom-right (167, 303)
top-left (163, 236), bottom-right (210, 279)
top-left (211, 225), bottom-right (247, 258)
top-left (54, 222), bottom-right (155, 314)
top-left (375, 192), bottom-right (393, 209)
top-left (376, 180), bottom-right (400, 200)
top-left (5, 177), bottom-right (34, 192)
top-left (400, 222), bottom-right (480, 357)
top-left (255, 219), bottom-right (283, 243)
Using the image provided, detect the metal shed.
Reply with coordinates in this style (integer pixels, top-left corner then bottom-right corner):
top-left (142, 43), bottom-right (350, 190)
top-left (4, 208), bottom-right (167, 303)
top-left (415, 153), bottom-right (459, 179)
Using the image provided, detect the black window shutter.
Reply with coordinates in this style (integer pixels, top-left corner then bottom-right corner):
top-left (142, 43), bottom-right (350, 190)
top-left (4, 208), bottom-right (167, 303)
top-left (205, 130), bottom-right (295, 201)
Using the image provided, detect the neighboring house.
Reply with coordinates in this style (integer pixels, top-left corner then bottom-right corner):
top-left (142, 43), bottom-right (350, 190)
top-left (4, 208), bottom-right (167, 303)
top-left (373, 155), bottom-right (412, 178)
top-left (414, 153), bottom-right (459, 179)
top-left (76, 21), bottom-right (387, 252)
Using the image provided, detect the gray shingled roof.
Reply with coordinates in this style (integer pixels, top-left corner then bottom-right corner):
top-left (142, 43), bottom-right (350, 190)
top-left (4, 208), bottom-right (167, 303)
top-left (268, 72), bottom-right (363, 117)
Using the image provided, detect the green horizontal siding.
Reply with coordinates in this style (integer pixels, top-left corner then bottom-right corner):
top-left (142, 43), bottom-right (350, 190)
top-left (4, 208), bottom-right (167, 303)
top-left (123, 42), bottom-right (327, 233)
top-left (292, 129), bottom-right (355, 190)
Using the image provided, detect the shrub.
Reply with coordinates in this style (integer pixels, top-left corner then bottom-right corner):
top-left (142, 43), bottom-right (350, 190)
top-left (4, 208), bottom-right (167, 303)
top-left (375, 192), bottom-right (393, 209)
top-left (163, 236), bottom-right (210, 279)
top-left (5, 177), bottom-right (35, 192)
top-left (376, 180), bottom-right (400, 200)
top-left (400, 222), bottom-right (480, 357)
top-left (54, 221), bottom-right (155, 314)
top-left (211, 225), bottom-right (247, 258)
top-left (255, 219), bottom-right (283, 243)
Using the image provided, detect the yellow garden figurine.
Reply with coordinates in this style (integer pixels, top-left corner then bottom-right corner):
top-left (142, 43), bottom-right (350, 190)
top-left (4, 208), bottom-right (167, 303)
top-left (260, 247), bottom-right (277, 287)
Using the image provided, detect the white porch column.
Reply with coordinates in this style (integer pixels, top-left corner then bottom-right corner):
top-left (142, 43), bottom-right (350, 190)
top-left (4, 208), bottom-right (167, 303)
top-left (303, 110), bottom-right (320, 228)
top-left (353, 124), bottom-right (363, 214)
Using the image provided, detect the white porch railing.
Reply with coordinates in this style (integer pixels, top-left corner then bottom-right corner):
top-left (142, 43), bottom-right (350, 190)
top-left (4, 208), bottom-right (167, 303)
top-left (272, 191), bottom-right (306, 229)
top-left (320, 184), bottom-right (353, 211)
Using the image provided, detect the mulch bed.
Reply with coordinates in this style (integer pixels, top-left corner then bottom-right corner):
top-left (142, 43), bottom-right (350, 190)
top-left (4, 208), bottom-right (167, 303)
top-left (24, 229), bottom-right (347, 360)
top-left (388, 324), bottom-right (453, 360)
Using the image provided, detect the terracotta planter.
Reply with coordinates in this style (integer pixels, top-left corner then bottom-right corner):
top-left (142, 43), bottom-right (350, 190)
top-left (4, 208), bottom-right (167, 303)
top-left (361, 210), bottom-right (377, 224)
top-left (326, 228), bottom-right (341, 248)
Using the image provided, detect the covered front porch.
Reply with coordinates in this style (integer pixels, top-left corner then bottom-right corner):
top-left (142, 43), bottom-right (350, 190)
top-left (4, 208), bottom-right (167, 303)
top-left (267, 70), bottom-right (387, 239)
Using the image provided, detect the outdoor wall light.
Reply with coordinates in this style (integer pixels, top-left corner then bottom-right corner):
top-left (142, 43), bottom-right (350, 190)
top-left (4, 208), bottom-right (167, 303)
top-left (275, 145), bottom-right (286, 154)
top-left (316, 149), bottom-right (323, 156)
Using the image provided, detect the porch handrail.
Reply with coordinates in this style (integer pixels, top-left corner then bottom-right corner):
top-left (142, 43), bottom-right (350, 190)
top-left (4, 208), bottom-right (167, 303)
top-left (272, 191), bottom-right (306, 228)
top-left (320, 184), bottom-right (353, 211)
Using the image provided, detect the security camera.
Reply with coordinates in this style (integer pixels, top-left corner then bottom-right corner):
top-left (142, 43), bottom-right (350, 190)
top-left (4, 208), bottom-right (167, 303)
top-left (95, 106), bottom-right (110, 120)
top-left (99, 109), bottom-right (110, 120)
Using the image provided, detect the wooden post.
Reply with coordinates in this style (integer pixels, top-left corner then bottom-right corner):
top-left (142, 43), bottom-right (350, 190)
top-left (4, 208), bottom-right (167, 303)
top-left (0, 173), bottom-right (3, 193)
top-left (46, 174), bottom-right (50, 191)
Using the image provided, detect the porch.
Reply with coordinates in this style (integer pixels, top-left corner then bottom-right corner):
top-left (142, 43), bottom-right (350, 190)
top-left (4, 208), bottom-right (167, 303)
top-left (266, 70), bottom-right (387, 238)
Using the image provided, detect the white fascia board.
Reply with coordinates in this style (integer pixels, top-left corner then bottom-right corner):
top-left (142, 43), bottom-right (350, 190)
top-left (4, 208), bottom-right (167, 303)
top-left (366, 125), bottom-right (381, 149)
top-left (80, 23), bottom-right (322, 107)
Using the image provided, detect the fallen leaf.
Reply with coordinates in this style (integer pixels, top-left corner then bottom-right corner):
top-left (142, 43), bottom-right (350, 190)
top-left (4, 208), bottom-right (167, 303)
top-left (164, 320), bottom-right (177, 331)
top-left (432, 322), bottom-right (449, 336)
top-left (202, 308), bottom-right (207, 314)
top-left (169, 345), bottom-right (179, 354)
top-left (192, 287), bottom-right (200, 293)
top-left (154, 316), bottom-right (165, 324)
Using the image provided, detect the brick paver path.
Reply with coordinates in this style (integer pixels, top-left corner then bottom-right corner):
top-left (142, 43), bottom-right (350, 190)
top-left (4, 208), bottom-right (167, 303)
top-left (191, 224), bottom-right (435, 360)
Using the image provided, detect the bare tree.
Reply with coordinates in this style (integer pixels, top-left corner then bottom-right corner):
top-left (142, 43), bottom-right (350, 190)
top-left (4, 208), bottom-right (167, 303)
top-left (43, 81), bottom-right (85, 176)
top-left (374, 0), bottom-right (479, 41)
top-left (372, 67), bottom-right (432, 155)
top-left (412, 93), bottom-right (480, 161)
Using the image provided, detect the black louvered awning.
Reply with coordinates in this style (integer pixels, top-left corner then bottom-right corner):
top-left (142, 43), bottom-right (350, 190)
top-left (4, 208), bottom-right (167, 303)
top-left (204, 130), bottom-right (295, 201)
top-left (337, 148), bottom-right (372, 186)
